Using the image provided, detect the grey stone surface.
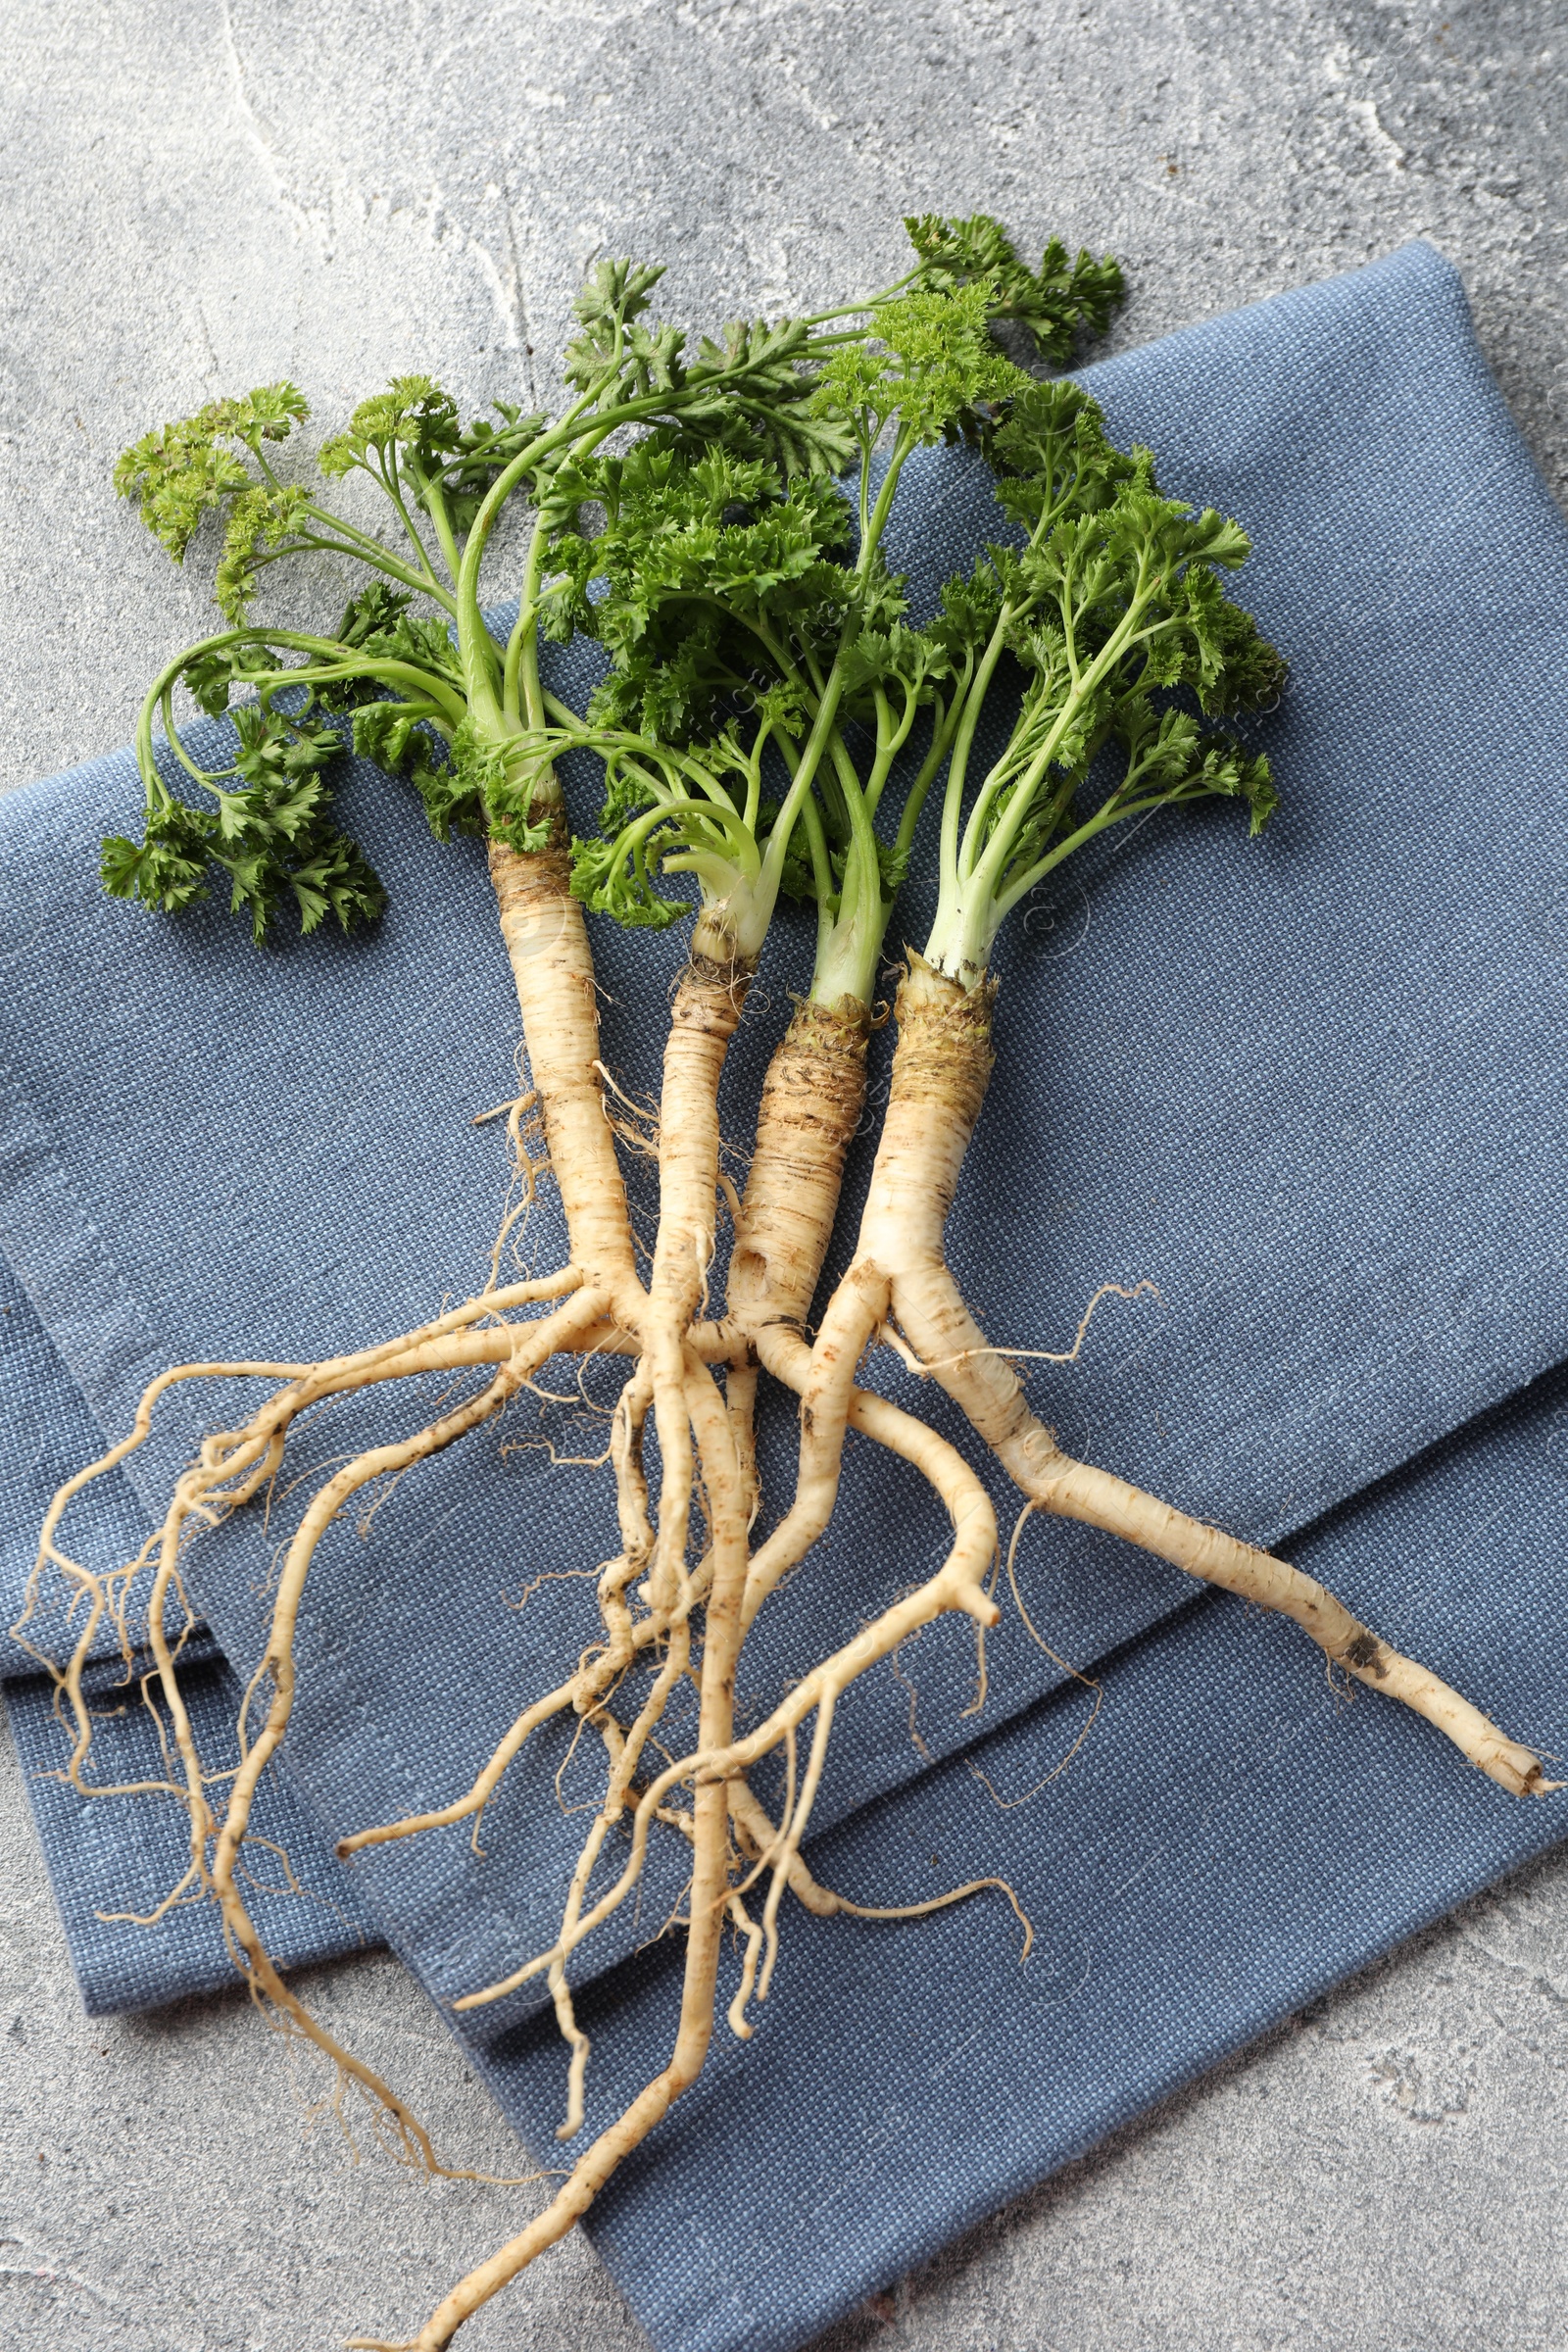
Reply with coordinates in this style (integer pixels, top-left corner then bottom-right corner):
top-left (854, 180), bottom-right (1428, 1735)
top-left (2, 1), bottom-right (1566, 2345)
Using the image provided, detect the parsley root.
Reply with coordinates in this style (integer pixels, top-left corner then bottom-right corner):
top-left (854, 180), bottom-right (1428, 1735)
top-left (26, 209), bottom-right (1550, 2352)
top-left (784, 370), bottom-right (1555, 1799)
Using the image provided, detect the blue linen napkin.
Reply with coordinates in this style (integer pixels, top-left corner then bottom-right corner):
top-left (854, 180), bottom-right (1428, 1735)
top-left (3, 237), bottom-right (1567, 2346)
top-left (496, 1355), bottom-right (1568, 2352)
top-left (1, 1260), bottom-right (376, 2006)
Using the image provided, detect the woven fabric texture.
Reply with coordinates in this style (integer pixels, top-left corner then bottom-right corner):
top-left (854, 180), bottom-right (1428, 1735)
top-left (3, 239), bottom-right (1566, 2347)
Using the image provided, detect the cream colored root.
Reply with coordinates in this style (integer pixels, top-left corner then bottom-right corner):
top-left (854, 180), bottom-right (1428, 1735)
top-left (29, 1264), bottom-right (585, 1606)
top-left (544, 1589), bottom-right (697, 2136)
top-left (540, 1347), bottom-right (739, 2138)
top-left (40, 822), bottom-right (661, 1816)
top-left (52, 1463), bottom-right (283, 1811)
top-left (724, 1359), bottom-right (760, 1527)
top-left (723, 1776), bottom-right (1033, 1984)
top-left (347, 1353), bottom-right (740, 2138)
top-left (340, 992), bottom-right (935, 1882)
top-left (358, 1282), bottom-right (762, 2352)
top-left (494, 1025), bottom-right (1003, 2102)
top-left (347, 1992), bottom-right (715, 2352)
top-left (340, 1354), bottom-right (691, 1862)
top-left (210, 1295), bottom-right (606, 1918)
top-left (39, 1285), bottom-right (612, 1815)
top-left (643, 1002), bottom-right (884, 1653)
top-left (718, 1658), bottom-right (1034, 2045)
top-left (129, 1483), bottom-right (449, 2168)
top-left (610, 1354), bottom-right (657, 1596)
top-left (453, 1454), bottom-right (998, 2012)
top-left (488, 835), bottom-right (644, 1328)
top-left (26, 1270), bottom-right (588, 1690)
top-left (544, 1622), bottom-right (692, 2140)
top-left (701, 994), bottom-right (1007, 1642)
top-left (640, 950), bottom-right (753, 1617)
top-left (20, 1362), bottom-right (309, 1724)
top-left (397, 1367), bottom-right (718, 1802)
top-left (339, 1152), bottom-right (734, 1868)
top-left (342, 996), bottom-right (1005, 2349)
top-left (724, 1890), bottom-right (766, 2034)
top-left (39, 827), bottom-right (637, 1788)
top-left (521, 952), bottom-right (754, 2078)
top-left (416, 1552), bottom-right (1005, 2342)
top-left (853, 957), bottom-right (1556, 1801)
top-left (703, 994), bottom-right (872, 1554)
top-left (117, 1298), bottom-right (603, 2185)
top-left (729, 1281), bottom-right (1006, 1649)
top-left (237, 834), bottom-right (659, 1885)
top-left (1027, 1454), bottom-right (1557, 1795)
top-left (723, 996), bottom-right (872, 1341)
top-left (484, 1340), bottom-right (1004, 2011)
top-left (21, 1357), bottom-right (304, 1650)
top-left (739, 1271), bottom-right (885, 1627)
top-left (241, 836), bottom-right (654, 2179)
top-left (336, 1564), bottom-right (714, 1866)
top-left (335, 1681), bottom-right (579, 1858)
top-left (486, 858), bottom-right (751, 1852)
top-left (24, 831), bottom-right (674, 2255)
top-left (204, 1336), bottom-right (593, 2147)
top-left (756, 1690), bottom-right (834, 2001)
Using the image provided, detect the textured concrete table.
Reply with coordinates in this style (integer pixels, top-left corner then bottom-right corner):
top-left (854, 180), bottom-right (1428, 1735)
top-left (3, 4), bottom-right (1565, 2345)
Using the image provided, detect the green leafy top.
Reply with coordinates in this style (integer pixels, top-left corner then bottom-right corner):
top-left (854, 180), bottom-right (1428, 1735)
top-left (317, 376), bottom-right (553, 544)
top-left (810, 277), bottom-right (1028, 450)
top-left (98, 694), bottom-right (384, 944)
top-left (101, 213), bottom-right (1127, 954)
top-left (919, 386), bottom-right (1285, 987)
top-left (532, 427), bottom-right (952, 990)
top-left (114, 383), bottom-right (309, 564)
top-left (903, 215), bottom-right (1125, 363)
top-left (552, 266), bottom-right (1094, 1001)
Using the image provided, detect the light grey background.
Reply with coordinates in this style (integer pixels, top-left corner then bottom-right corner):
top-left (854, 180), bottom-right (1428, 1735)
top-left (2, 2), bottom-right (1566, 2345)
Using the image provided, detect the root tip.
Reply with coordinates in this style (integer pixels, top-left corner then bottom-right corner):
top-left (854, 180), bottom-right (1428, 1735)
top-left (1485, 1747), bottom-right (1563, 1798)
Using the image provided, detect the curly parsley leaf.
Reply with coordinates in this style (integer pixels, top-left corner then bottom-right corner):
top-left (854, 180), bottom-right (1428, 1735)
top-left (317, 374), bottom-right (463, 481)
top-left (103, 705), bottom-right (383, 945)
top-left (904, 215), bottom-right (1125, 363)
top-left (569, 828), bottom-right (693, 930)
top-left (563, 261), bottom-right (674, 395)
top-left (811, 276), bottom-right (1030, 450)
top-left (215, 485), bottom-right (316, 621)
top-left (100, 800), bottom-right (217, 913)
top-left (114, 382), bottom-right (310, 562)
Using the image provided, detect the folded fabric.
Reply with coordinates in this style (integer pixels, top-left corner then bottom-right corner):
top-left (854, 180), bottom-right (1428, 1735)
top-left (1, 1255), bottom-right (377, 2007)
top-left (491, 1355), bottom-right (1568, 2351)
top-left (4, 1650), bottom-right (377, 2012)
top-left (3, 237), bottom-right (1566, 2347)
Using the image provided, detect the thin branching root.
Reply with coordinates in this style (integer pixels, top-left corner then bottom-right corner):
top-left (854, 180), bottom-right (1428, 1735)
top-left (816, 960), bottom-right (1558, 1801)
top-left (36, 214), bottom-right (1559, 2352)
